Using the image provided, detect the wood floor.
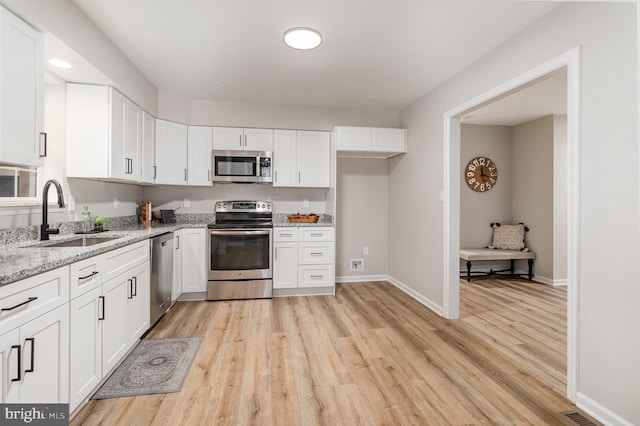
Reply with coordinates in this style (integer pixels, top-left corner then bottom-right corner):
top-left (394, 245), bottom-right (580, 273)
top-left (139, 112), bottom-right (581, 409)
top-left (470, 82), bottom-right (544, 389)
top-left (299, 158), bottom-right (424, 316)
top-left (72, 278), bottom-right (576, 425)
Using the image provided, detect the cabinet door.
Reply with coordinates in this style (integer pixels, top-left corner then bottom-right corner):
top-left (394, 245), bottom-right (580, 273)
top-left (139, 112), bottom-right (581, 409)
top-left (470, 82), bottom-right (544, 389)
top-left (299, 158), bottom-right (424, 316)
top-left (274, 242), bottom-right (298, 289)
top-left (188, 126), bottom-right (213, 186)
top-left (18, 304), bottom-right (69, 403)
top-left (213, 127), bottom-right (243, 150)
top-left (273, 129), bottom-right (297, 187)
top-left (181, 229), bottom-right (206, 293)
top-left (173, 231), bottom-right (183, 302)
top-left (371, 128), bottom-right (406, 153)
top-left (102, 275), bottom-right (129, 375)
top-left (244, 128), bottom-right (273, 151)
top-left (69, 287), bottom-right (102, 411)
top-left (127, 263), bottom-right (150, 344)
top-left (141, 111), bottom-right (156, 184)
top-left (0, 328), bottom-right (20, 403)
top-left (335, 126), bottom-right (371, 151)
top-left (109, 89), bottom-right (128, 180)
top-left (155, 119), bottom-right (188, 185)
top-left (124, 99), bottom-right (142, 181)
top-left (297, 131), bottom-right (330, 187)
top-left (0, 6), bottom-right (44, 167)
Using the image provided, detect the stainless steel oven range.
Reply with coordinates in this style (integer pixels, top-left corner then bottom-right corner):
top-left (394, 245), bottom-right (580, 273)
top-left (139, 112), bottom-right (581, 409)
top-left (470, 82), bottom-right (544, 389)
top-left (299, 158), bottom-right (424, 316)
top-left (206, 200), bottom-right (273, 300)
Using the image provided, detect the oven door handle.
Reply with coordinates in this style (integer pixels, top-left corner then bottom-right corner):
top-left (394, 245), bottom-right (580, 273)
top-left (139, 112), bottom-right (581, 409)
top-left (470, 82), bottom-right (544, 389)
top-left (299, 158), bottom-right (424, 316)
top-left (208, 230), bottom-right (271, 236)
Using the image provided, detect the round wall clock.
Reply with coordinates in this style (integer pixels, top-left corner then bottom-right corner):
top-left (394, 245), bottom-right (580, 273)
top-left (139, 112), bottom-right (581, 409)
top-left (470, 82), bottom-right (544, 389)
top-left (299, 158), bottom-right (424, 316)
top-left (465, 156), bottom-right (498, 192)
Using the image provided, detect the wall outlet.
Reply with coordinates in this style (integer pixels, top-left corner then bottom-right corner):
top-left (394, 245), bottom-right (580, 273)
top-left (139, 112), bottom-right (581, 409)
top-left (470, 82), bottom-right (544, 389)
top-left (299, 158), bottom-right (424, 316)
top-left (183, 198), bottom-right (191, 208)
top-left (303, 199), bottom-right (309, 208)
top-left (350, 258), bottom-right (364, 272)
top-left (363, 247), bottom-right (369, 256)
top-left (113, 197), bottom-right (119, 209)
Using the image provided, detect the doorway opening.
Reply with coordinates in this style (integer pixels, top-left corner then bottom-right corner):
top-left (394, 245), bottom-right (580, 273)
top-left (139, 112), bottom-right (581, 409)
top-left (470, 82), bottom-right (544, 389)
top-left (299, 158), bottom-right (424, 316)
top-left (442, 48), bottom-right (580, 403)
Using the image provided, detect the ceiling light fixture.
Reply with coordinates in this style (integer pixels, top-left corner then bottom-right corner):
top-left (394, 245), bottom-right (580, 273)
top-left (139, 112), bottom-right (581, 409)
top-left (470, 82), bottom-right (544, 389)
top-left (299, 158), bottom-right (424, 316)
top-left (48, 58), bottom-right (72, 69)
top-left (283, 27), bottom-right (322, 50)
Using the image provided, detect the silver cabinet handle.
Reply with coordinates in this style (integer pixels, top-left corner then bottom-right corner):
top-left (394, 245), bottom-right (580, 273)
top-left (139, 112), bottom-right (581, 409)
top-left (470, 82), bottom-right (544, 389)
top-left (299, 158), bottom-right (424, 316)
top-left (184, 169), bottom-right (188, 181)
top-left (310, 252), bottom-right (323, 256)
top-left (274, 170), bottom-right (278, 183)
top-left (275, 247), bottom-right (278, 260)
top-left (310, 275), bottom-right (323, 279)
top-left (298, 172), bottom-right (301, 183)
top-left (127, 278), bottom-right (133, 299)
top-left (239, 134), bottom-right (242, 147)
top-left (153, 165), bottom-right (157, 179)
top-left (176, 235), bottom-right (180, 250)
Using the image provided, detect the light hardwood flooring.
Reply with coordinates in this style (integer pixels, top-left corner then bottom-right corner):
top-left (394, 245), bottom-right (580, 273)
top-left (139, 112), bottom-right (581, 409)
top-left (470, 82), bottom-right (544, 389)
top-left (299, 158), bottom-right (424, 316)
top-left (72, 278), bottom-right (576, 425)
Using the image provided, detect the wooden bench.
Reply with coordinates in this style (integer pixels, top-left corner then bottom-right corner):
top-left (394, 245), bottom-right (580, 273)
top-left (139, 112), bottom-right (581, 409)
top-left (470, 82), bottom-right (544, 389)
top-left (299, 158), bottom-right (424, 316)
top-left (459, 248), bottom-right (536, 282)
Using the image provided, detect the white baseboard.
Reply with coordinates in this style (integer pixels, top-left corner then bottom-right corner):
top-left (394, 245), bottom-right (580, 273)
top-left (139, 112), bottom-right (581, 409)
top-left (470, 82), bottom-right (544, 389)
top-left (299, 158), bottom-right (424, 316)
top-left (336, 274), bottom-right (389, 283)
top-left (387, 275), bottom-right (444, 317)
top-left (335, 274), bottom-right (443, 316)
top-left (577, 392), bottom-right (634, 426)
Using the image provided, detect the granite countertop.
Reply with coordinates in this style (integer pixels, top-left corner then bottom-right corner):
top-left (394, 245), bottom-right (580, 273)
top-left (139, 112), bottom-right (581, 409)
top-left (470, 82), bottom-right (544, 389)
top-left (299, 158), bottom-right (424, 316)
top-left (273, 213), bottom-right (334, 227)
top-left (0, 222), bottom-right (208, 287)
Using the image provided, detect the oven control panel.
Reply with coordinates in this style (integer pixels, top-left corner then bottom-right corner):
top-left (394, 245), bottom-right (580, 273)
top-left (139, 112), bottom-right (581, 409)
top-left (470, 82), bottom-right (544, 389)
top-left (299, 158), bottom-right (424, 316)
top-left (215, 200), bottom-right (272, 213)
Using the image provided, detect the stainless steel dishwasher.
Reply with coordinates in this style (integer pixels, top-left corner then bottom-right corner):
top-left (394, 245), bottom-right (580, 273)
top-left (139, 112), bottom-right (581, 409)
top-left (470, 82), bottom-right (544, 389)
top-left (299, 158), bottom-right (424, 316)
top-left (150, 232), bottom-right (173, 326)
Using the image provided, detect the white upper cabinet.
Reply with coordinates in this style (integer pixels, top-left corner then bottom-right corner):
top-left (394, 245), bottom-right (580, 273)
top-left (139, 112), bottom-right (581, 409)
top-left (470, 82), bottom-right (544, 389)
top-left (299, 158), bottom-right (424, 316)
top-left (273, 129), bottom-right (297, 187)
top-left (274, 130), bottom-right (330, 188)
top-left (140, 111), bottom-right (156, 184)
top-left (187, 126), bottom-right (213, 186)
top-left (297, 131), bottom-right (330, 188)
top-left (0, 6), bottom-right (44, 167)
top-left (67, 84), bottom-right (141, 182)
top-left (213, 127), bottom-right (273, 151)
top-left (335, 126), bottom-right (406, 158)
top-left (155, 119), bottom-right (188, 185)
top-left (371, 128), bottom-right (406, 153)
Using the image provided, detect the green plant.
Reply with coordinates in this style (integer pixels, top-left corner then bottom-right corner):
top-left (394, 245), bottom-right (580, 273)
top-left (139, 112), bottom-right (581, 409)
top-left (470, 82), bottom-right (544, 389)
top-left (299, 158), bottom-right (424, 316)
top-left (90, 215), bottom-right (112, 225)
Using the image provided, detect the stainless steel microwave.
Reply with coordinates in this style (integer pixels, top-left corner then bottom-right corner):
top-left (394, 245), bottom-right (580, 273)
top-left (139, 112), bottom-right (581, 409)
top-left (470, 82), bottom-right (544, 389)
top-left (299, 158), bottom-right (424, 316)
top-left (212, 150), bottom-right (272, 183)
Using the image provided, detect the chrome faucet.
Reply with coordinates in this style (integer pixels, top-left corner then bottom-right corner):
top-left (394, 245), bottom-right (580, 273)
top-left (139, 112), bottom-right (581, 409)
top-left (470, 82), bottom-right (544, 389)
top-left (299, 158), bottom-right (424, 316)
top-left (41, 179), bottom-right (65, 241)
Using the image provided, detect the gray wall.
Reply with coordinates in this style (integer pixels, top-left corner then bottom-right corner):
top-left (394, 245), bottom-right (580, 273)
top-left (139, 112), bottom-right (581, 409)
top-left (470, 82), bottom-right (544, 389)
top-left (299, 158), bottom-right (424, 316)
top-left (395, 3), bottom-right (638, 423)
top-left (460, 124), bottom-right (512, 248)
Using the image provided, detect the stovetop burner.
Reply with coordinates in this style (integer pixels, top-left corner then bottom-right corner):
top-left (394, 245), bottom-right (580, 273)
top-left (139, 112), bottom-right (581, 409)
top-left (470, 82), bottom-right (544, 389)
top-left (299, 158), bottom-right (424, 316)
top-left (207, 200), bottom-right (273, 229)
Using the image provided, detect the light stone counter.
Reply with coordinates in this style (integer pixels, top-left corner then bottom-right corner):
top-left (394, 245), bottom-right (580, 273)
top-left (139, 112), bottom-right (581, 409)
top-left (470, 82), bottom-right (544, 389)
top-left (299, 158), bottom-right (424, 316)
top-left (0, 222), bottom-right (209, 287)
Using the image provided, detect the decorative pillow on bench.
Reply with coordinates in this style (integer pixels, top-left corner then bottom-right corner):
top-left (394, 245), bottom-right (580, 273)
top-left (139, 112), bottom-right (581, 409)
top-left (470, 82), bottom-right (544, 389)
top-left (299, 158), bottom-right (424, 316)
top-left (487, 223), bottom-right (529, 252)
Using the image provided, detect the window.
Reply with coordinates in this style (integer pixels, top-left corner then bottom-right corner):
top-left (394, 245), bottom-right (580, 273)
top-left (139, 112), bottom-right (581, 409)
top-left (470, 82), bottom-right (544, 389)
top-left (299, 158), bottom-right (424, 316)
top-left (0, 164), bottom-right (37, 198)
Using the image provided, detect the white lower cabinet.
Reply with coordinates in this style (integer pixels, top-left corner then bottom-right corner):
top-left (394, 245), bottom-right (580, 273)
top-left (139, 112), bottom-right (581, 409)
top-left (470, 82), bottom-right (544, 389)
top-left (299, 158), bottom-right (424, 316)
top-left (0, 266), bottom-right (70, 404)
top-left (178, 229), bottom-right (207, 293)
top-left (273, 227), bottom-right (335, 295)
top-left (68, 240), bottom-right (150, 412)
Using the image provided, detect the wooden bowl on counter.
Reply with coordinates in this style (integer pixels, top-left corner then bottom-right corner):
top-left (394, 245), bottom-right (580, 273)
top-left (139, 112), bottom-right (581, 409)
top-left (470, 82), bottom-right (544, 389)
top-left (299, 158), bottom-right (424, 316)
top-left (287, 214), bottom-right (319, 223)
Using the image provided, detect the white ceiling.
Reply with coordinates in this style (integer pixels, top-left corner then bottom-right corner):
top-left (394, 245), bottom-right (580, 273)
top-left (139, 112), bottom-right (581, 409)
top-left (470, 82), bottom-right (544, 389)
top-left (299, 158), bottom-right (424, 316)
top-left (460, 68), bottom-right (567, 126)
top-left (68, 0), bottom-right (560, 110)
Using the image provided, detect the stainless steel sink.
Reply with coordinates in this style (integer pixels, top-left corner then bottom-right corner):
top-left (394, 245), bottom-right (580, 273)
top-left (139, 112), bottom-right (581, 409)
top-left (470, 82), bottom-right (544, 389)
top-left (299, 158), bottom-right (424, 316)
top-left (45, 236), bottom-right (122, 248)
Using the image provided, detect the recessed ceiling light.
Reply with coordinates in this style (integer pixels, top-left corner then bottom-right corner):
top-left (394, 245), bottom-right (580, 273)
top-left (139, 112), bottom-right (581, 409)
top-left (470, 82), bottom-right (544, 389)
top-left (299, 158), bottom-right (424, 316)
top-left (283, 27), bottom-right (322, 50)
top-left (48, 59), bottom-right (72, 69)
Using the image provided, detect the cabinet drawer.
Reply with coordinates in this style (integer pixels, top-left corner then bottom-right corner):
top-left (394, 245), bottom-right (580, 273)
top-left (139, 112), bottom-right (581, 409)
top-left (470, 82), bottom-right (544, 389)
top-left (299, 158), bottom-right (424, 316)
top-left (70, 254), bottom-right (105, 299)
top-left (299, 227), bottom-right (334, 242)
top-left (298, 242), bottom-right (334, 264)
top-left (298, 265), bottom-right (335, 288)
top-left (103, 240), bottom-right (149, 283)
top-left (274, 227), bottom-right (298, 242)
top-left (0, 266), bottom-right (69, 335)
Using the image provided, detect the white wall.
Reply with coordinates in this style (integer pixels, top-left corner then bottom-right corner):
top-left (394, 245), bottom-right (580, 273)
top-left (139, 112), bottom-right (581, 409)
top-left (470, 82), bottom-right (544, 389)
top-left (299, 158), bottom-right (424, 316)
top-left (336, 158), bottom-right (389, 278)
top-left (158, 90), bottom-right (400, 129)
top-left (512, 116), bottom-right (554, 281)
top-left (395, 3), bottom-right (639, 423)
top-left (460, 124), bottom-right (512, 248)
